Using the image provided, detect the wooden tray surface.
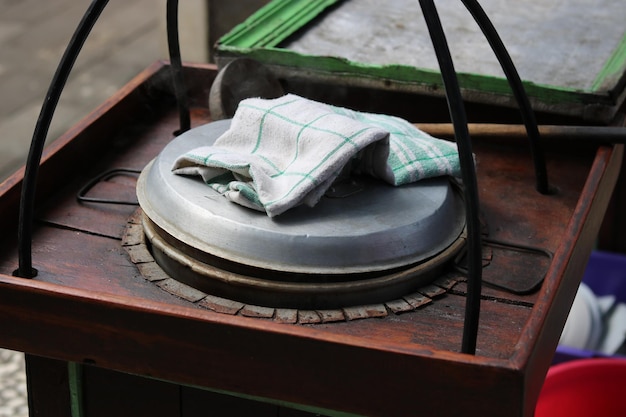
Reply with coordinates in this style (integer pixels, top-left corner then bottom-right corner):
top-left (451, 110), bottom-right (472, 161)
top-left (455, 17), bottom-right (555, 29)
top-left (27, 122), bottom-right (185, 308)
top-left (0, 61), bottom-right (622, 417)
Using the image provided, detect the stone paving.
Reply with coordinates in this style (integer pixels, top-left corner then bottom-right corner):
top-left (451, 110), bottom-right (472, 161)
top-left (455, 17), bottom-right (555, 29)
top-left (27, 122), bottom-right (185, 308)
top-left (0, 350), bottom-right (27, 417)
top-left (1, 0), bottom-right (164, 414)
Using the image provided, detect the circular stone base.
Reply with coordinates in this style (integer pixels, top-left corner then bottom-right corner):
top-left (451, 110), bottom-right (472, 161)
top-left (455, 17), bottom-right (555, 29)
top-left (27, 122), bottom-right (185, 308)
top-left (123, 210), bottom-right (467, 324)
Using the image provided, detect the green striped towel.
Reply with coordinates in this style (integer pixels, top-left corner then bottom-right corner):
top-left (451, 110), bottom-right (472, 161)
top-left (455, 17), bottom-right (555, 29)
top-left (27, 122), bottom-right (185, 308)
top-left (172, 94), bottom-right (461, 217)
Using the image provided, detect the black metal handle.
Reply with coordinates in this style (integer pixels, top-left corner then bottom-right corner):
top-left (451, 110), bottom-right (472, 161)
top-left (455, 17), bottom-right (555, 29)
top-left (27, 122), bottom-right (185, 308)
top-left (166, 0), bottom-right (191, 134)
top-left (461, 0), bottom-right (550, 195)
top-left (419, 0), bottom-right (548, 354)
top-left (14, 0), bottom-right (110, 279)
top-left (419, 0), bottom-right (483, 355)
top-left (14, 0), bottom-right (190, 279)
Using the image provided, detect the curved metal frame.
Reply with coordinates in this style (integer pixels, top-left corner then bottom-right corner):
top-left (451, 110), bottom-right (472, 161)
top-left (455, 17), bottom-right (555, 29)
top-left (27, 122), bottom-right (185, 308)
top-left (419, 0), bottom-right (482, 354)
top-left (14, 0), bottom-right (549, 355)
top-left (14, 0), bottom-right (110, 279)
top-left (461, 0), bottom-right (549, 195)
top-left (419, 0), bottom-right (552, 352)
top-left (166, 0), bottom-right (191, 134)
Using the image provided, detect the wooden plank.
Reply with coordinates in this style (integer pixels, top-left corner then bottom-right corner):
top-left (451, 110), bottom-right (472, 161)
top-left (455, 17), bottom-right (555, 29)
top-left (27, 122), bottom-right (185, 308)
top-left (598, 149), bottom-right (626, 252)
top-left (515, 143), bottom-right (625, 414)
top-left (0, 213), bottom-right (534, 359)
top-left (0, 62), bottom-right (622, 417)
top-left (0, 274), bottom-right (523, 417)
top-left (24, 355), bottom-right (72, 417)
top-left (217, 0), bottom-right (340, 48)
top-left (314, 292), bottom-right (530, 358)
top-left (0, 226), bottom-right (193, 307)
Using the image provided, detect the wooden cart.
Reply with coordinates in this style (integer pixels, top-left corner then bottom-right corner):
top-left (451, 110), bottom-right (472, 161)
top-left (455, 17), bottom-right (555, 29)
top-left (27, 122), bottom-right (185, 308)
top-left (0, 59), bottom-right (623, 416)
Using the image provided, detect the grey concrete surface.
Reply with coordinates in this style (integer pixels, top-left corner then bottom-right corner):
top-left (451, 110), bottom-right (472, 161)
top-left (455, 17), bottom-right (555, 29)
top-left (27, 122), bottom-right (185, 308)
top-left (0, 0), bottom-right (165, 182)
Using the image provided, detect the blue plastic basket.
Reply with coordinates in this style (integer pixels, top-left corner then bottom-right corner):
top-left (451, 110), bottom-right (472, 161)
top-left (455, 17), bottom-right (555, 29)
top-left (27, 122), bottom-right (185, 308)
top-left (553, 250), bottom-right (626, 364)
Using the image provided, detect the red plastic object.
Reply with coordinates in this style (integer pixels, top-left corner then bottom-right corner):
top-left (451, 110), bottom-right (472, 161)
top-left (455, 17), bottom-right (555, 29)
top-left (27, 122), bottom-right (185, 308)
top-left (536, 358), bottom-right (626, 417)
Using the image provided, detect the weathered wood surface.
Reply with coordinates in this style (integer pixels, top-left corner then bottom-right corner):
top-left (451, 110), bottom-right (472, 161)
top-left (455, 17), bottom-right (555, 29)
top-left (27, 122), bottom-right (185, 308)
top-left (0, 62), bottom-right (623, 417)
top-left (0, 273), bottom-right (524, 417)
top-left (24, 355), bottom-right (72, 417)
top-left (284, 0), bottom-right (626, 93)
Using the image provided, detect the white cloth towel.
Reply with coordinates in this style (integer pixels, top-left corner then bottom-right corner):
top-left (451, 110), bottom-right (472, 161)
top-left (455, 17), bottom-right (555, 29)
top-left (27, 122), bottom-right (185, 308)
top-left (172, 94), bottom-right (461, 217)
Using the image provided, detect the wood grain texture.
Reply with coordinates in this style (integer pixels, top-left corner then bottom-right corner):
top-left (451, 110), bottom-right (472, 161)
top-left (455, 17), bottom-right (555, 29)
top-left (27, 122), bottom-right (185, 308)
top-left (0, 62), bottom-right (622, 417)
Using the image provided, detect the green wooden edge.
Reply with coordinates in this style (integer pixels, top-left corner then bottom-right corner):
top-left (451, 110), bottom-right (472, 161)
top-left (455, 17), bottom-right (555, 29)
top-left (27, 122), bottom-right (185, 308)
top-left (68, 362), bottom-right (85, 417)
top-left (592, 32), bottom-right (626, 93)
top-left (218, 0), bottom-right (340, 49)
top-left (218, 46), bottom-right (602, 106)
top-left (217, 0), bottom-right (611, 107)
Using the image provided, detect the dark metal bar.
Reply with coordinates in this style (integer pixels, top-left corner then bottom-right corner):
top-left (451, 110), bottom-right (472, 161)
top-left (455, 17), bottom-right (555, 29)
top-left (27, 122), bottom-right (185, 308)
top-left (461, 0), bottom-right (550, 194)
top-left (418, 0), bottom-right (483, 354)
top-left (14, 0), bottom-right (110, 279)
top-left (166, 0), bottom-right (191, 134)
top-left (76, 168), bottom-right (141, 206)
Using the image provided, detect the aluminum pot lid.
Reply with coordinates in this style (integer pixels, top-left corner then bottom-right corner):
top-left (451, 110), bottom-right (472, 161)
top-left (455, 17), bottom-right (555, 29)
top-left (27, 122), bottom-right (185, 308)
top-left (137, 119), bottom-right (466, 275)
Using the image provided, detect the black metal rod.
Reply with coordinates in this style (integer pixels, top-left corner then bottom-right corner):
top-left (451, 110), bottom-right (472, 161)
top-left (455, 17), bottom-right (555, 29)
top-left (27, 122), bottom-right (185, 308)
top-left (166, 0), bottom-right (191, 134)
top-left (76, 168), bottom-right (141, 206)
top-left (14, 0), bottom-right (110, 279)
top-left (418, 0), bottom-right (483, 354)
top-left (461, 0), bottom-right (550, 194)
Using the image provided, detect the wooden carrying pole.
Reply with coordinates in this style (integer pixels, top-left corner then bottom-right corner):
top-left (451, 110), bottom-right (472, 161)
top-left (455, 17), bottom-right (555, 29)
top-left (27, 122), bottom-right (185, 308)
top-left (416, 123), bottom-right (626, 144)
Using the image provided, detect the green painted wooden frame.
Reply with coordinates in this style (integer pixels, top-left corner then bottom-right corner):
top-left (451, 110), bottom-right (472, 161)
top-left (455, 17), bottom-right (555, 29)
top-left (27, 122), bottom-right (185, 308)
top-left (216, 0), bottom-right (626, 122)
